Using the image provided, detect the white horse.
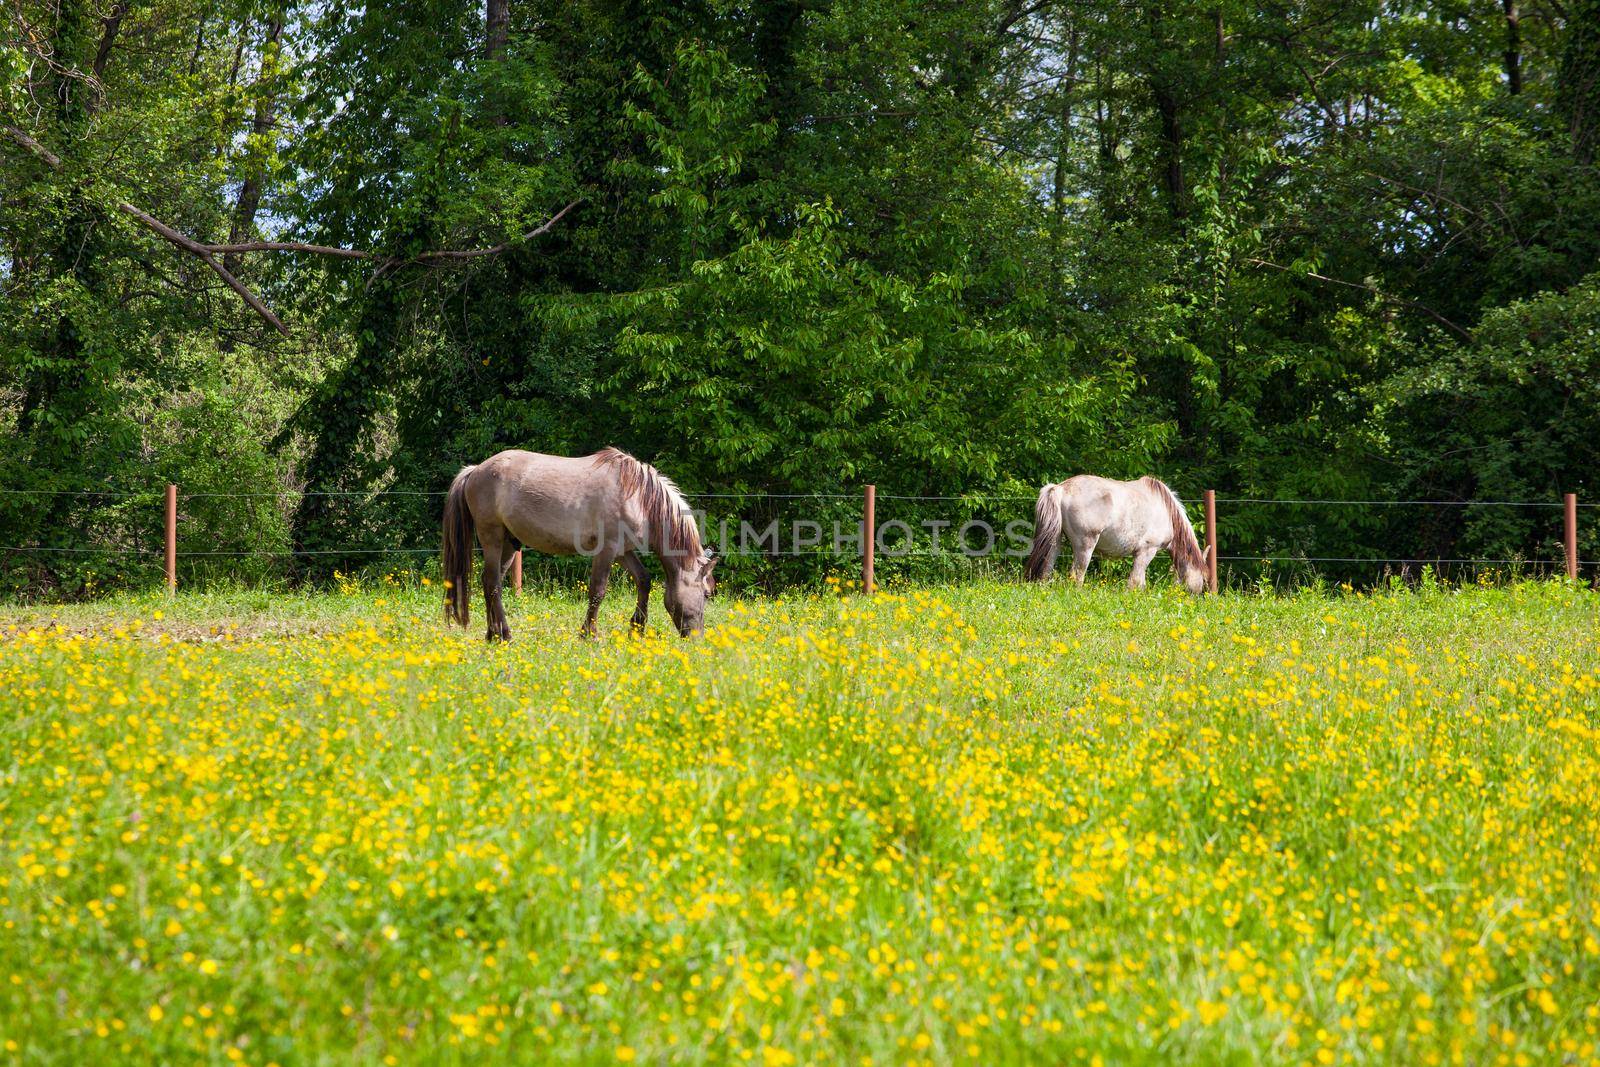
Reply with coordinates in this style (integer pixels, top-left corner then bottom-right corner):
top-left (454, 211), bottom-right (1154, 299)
top-left (1023, 475), bottom-right (1208, 593)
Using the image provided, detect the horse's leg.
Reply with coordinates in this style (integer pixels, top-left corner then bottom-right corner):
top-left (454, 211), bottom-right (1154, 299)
top-left (1128, 546), bottom-right (1159, 590)
top-left (478, 522), bottom-right (512, 642)
top-left (499, 535), bottom-right (520, 582)
top-left (619, 550), bottom-right (651, 631)
top-left (580, 550), bottom-right (616, 638)
top-left (1069, 533), bottom-right (1099, 585)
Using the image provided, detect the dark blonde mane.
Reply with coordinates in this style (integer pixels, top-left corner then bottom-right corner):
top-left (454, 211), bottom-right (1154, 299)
top-left (593, 448), bottom-right (704, 562)
top-left (1142, 476), bottom-right (1206, 575)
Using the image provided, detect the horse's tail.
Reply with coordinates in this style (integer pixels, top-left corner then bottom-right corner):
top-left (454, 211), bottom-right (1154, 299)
top-left (442, 465), bottom-right (477, 626)
top-left (1150, 478), bottom-right (1206, 580)
top-left (1024, 483), bottom-right (1064, 581)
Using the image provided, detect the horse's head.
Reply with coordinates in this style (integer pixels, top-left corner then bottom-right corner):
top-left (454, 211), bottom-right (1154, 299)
top-left (664, 551), bottom-right (717, 636)
top-left (1175, 544), bottom-right (1210, 595)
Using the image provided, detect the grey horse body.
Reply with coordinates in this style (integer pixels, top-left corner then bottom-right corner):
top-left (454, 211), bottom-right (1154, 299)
top-left (441, 448), bottom-right (715, 640)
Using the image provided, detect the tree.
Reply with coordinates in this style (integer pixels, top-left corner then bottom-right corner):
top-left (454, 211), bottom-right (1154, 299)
top-left (4, 0), bottom-right (1599, 591)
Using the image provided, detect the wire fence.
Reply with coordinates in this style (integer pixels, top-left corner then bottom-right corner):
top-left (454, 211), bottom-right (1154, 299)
top-left (0, 547), bottom-right (441, 556)
top-left (1, 484), bottom-right (1594, 589)
top-left (0, 489), bottom-right (1593, 508)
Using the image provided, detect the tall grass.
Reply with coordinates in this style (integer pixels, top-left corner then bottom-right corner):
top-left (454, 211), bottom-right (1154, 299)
top-left (2, 579), bottom-right (1597, 1064)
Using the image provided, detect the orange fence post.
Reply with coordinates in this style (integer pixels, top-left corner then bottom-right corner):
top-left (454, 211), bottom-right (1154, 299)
top-left (511, 548), bottom-right (523, 594)
top-left (164, 483), bottom-right (177, 595)
top-left (863, 484), bottom-right (876, 595)
top-left (1565, 493), bottom-right (1579, 581)
top-left (1203, 489), bottom-right (1218, 594)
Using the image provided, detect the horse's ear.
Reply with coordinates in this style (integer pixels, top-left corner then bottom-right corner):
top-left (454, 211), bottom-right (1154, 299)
top-left (701, 551), bottom-right (719, 574)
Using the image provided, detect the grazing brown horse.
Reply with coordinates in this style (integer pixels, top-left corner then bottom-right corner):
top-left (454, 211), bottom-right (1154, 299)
top-left (441, 448), bottom-right (716, 640)
top-left (1024, 475), bottom-right (1208, 593)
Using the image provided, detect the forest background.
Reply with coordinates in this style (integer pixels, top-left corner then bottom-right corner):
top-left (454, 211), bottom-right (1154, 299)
top-left (3, 0), bottom-right (1598, 592)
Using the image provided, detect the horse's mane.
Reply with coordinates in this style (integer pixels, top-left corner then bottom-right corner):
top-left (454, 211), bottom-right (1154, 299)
top-left (593, 448), bottom-right (704, 562)
top-left (1142, 476), bottom-right (1206, 574)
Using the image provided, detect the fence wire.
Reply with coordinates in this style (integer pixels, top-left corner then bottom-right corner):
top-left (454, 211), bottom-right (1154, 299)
top-left (1218, 555), bottom-right (1598, 566)
top-left (2, 486), bottom-right (1592, 576)
top-left (2, 487), bottom-right (1595, 505)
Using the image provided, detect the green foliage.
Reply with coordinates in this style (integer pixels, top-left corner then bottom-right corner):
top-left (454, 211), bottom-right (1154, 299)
top-left (1379, 274), bottom-right (1600, 563)
top-left (1558, 0), bottom-right (1600, 162)
top-left (3, 0), bottom-right (1599, 594)
top-left (606, 201), bottom-right (1157, 494)
top-left (0, 330), bottom-right (302, 598)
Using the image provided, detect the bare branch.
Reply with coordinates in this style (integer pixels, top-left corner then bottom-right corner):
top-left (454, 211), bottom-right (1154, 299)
top-left (205, 240), bottom-right (375, 259)
top-left (5, 123), bottom-right (288, 334)
top-left (4, 124), bottom-right (582, 332)
top-left (411, 200), bottom-right (582, 260)
top-left (996, 0), bottom-right (1052, 36)
top-left (115, 202), bottom-right (289, 333)
top-left (4, 124), bottom-right (61, 167)
top-left (1248, 258), bottom-right (1474, 344)
top-left (181, 200), bottom-right (581, 263)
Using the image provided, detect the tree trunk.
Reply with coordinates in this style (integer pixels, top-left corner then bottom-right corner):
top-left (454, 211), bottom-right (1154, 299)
top-left (224, 12), bottom-right (287, 276)
top-left (485, 0), bottom-right (511, 125)
top-left (92, 2), bottom-right (130, 82)
top-left (1052, 25), bottom-right (1081, 227)
top-left (21, 0), bottom-right (101, 439)
top-left (1503, 0), bottom-right (1523, 95)
top-left (188, 11), bottom-right (206, 76)
top-left (754, 0), bottom-right (804, 139)
top-left (1559, 0), bottom-right (1600, 162)
top-left (13, 0), bottom-right (120, 549)
top-left (1152, 80), bottom-right (1187, 220)
top-left (486, 0), bottom-right (510, 60)
top-left (228, 18), bottom-right (249, 87)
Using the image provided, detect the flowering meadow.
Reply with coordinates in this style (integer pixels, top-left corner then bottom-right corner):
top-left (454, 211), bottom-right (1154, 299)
top-left (2, 579), bottom-right (1599, 1065)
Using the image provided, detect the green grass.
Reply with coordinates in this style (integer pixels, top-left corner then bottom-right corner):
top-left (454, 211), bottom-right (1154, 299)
top-left (2, 578), bottom-right (1599, 1065)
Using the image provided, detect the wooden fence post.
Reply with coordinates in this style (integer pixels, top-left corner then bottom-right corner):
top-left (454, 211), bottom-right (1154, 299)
top-left (511, 549), bottom-right (523, 594)
top-left (164, 483), bottom-right (177, 595)
top-left (1203, 488), bottom-right (1218, 594)
top-left (863, 484), bottom-right (876, 595)
top-left (1566, 492), bottom-right (1579, 581)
